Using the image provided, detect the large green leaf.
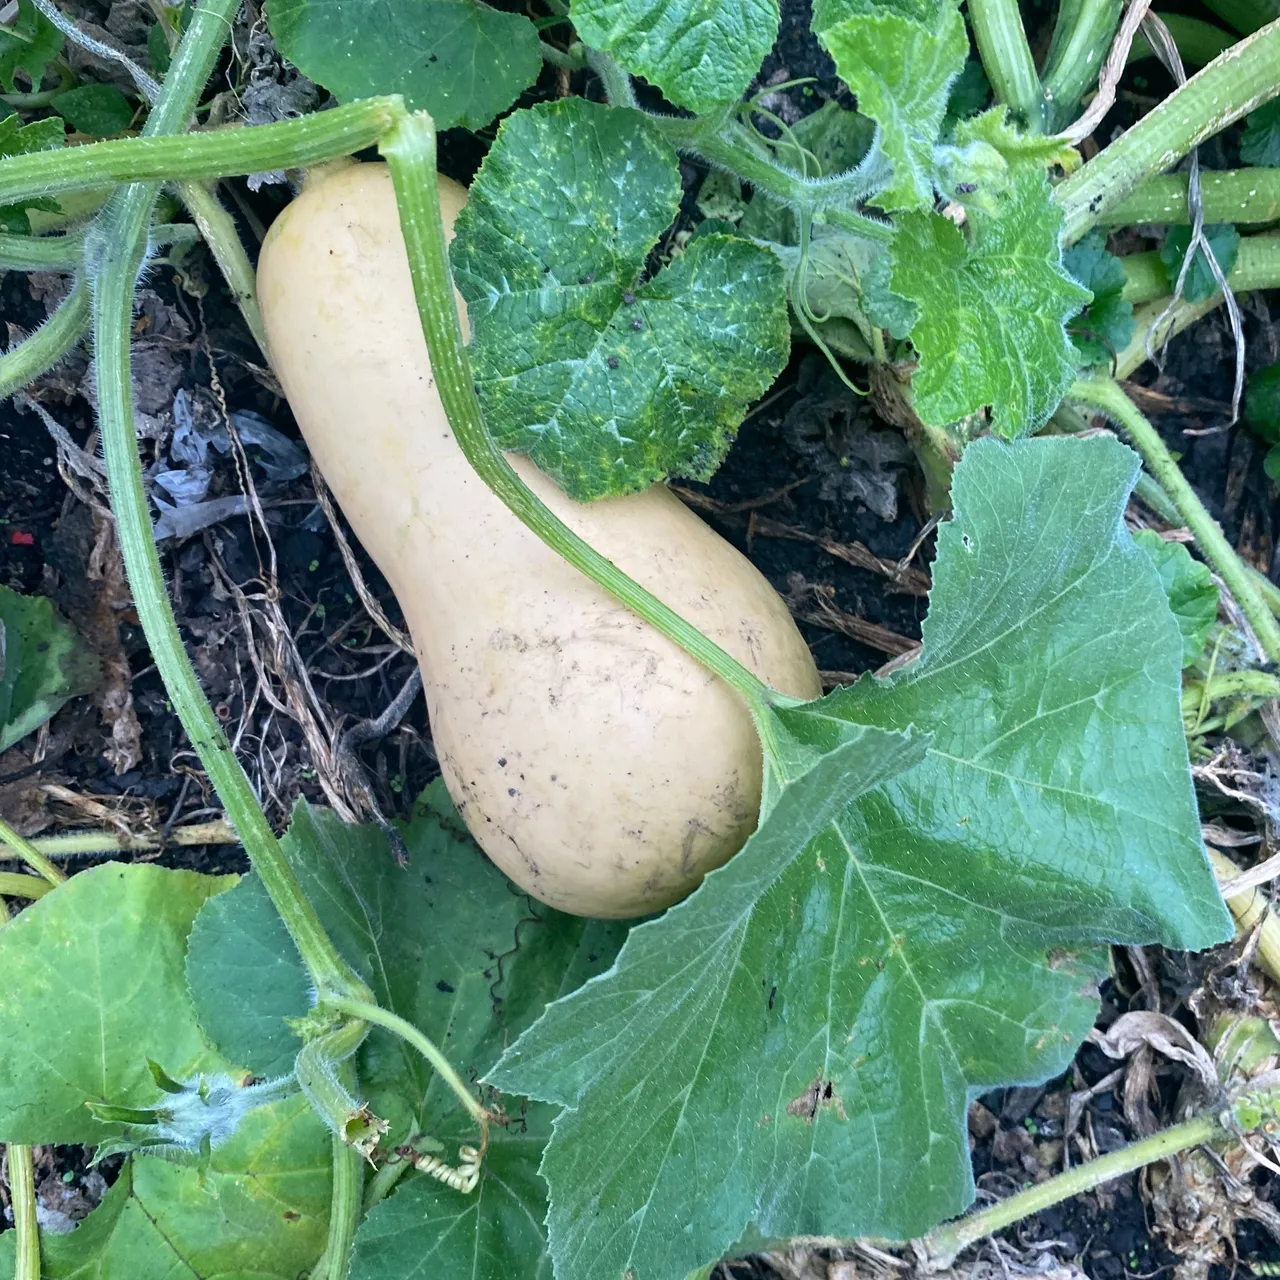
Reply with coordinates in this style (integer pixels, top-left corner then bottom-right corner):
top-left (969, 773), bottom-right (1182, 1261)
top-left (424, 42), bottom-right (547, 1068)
top-left (187, 781), bottom-right (627, 1279)
top-left (890, 172), bottom-right (1090, 435)
top-left (570, 0), bottom-right (779, 113)
top-left (816, 0), bottom-right (968, 211)
top-left (267, 0), bottom-right (541, 131)
top-left (451, 97), bottom-right (790, 501)
top-left (0, 1097), bottom-right (330, 1280)
top-left (0, 864), bottom-right (234, 1143)
top-left (488, 435), bottom-right (1232, 1280)
top-left (0, 584), bottom-right (99, 752)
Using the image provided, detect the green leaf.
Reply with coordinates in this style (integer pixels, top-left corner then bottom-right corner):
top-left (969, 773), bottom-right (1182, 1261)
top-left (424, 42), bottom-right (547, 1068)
top-left (0, 584), bottom-right (99, 753)
top-left (489, 435), bottom-right (1232, 1280)
top-left (0, 864), bottom-right (235, 1144)
top-left (1246, 363), bottom-right (1280, 444)
top-left (796, 231), bottom-right (916, 340)
top-left (187, 781), bottom-right (627, 1278)
top-left (569, 0), bottom-right (779, 113)
top-left (1241, 99), bottom-right (1280, 167)
top-left (1160, 223), bottom-right (1241, 304)
top-left (267, 0), bottom-right (542, 131)
top-left (14, 1097), bottom-right (330, 1279)
top-left (816, 0), bottom-right (968, 211)
top-left (0, 113), bottom-right (63, 236)
top-left (1064, 230), bottom-right (1136, 368)
top-left (1265, 443), bottom-right (1280, 481)
top-left (890, 172), bottom-right (1091, 435)
top-left (0, 0), bottom-right (62, 94)
top-left (1132, 530), bottom-right (1218, 667)
top-left (51, 84), bottom-right (135, 136)
top-left (452, 98), bottom-right (790, 500)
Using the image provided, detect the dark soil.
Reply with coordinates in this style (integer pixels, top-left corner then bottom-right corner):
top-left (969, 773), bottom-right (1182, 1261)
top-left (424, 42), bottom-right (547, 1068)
top-left (3, 0), bottom-right (1280, 1273)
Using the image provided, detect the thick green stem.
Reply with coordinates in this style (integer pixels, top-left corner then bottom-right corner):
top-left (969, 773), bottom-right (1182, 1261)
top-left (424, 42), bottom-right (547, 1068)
top-left (1057, 19), bottom-right (1280, 241)
top-left (176, 179), bottom-right (268, 355)
top-left (924, 1111), bottom-right (1222, 1264)
top-left (0, 873), bottom-right (55, 900)
top-left (969, 0), bottom-right (1044, 124)
top-left (325, 995), bottom-right (488, 1130)
top-left (1120, 231), bottom-right (1280, 303)
top-left (1128, 13), bottom-right (1238, 65)
top-left (649, 111), bottom-right (894, 241)
top-left (1101, 168), bottom-right (1280, 227)
top-left (0, 222), bottom-right (198, 272)
top-left (1114, 232), bottom-right (1280, 375)
top-left (0, 816), bottom-right (66, 887)
top-left (1042, 0), bottom-right (1122, 131)
top-left (1184, 668), bottom-right (1280, 708)
top-left (0, 278), bottom-right (89, 401)
top-left (7, 1143), bottom-right (40, 1280)
top-left (1070, 377), bottom-right (1280, 663)
top-left (378, 111), bottom-right (773, 710)
top-left (1202, 0), bottom-right (1279, 35)
top-left (0, 97), bottom-right (400, 208)
top-left (88, 0), bottom-right (370, 1005)
top-left (310, 1099), bottom-right (364, 1280)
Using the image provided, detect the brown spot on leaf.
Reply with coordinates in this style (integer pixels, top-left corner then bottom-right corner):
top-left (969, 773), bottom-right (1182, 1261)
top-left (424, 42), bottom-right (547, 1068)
top-left (786, 1073), bottom-right (846, 1123)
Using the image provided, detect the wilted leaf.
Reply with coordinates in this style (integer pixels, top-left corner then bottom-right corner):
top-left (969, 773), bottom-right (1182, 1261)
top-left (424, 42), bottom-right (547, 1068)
top-left (452, 98), bottom-right (790, 500)
top-left (890, 172), bottom-right (1090, 434)
top-left (489, 435), bottom-right (1231, 1280)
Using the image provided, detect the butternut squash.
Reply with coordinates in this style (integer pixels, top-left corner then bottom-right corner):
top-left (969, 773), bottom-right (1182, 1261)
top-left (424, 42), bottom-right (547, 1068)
top-left (257, 161), bottom-right (821, 918)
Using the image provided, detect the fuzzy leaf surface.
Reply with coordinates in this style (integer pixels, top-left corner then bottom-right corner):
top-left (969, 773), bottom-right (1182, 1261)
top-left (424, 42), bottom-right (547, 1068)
top-left (890, 173), bottom-right (1090, 434)
top-left (489, 435), bottom-right (1232, 1280)
top-left (0, 1097), bottom-right (330, 1279)
top-left (816, 0), bottom-right (968, 211)
top-left (0, 864), bottom-right (233, 1143)
top-left (451, 97), bottom-right (790, 500)
top-left (267, 0), bottom-right (541, 131)
top-left (187, 781), bottom-right (626, 1279)
top-left (570, 0), bottom-right (778, 113)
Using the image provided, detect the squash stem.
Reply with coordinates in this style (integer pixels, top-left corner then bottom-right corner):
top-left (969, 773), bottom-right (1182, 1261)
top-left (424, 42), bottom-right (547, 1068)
top-left (1069, 377), bottom-right (1280, 664)
top-left (7, 1142), bottom-right (40, 1280)
top-left (1057, 19), bottom-right (1280, 241)
top-left (0, 97), bottom-right (401, 208)
top-left (0, 278), bottom-right (89, 402)
top-left (86, 0), bottom-right (372, 1010)
top-left (0, 815), bottom-right (66, 887)
top-left (379, 109), bottom-right (775, 713)
top-left (969, 0), bottom-right (1045, 125)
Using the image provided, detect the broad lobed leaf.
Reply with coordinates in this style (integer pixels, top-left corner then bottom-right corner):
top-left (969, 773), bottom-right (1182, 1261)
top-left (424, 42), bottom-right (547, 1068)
top-left (187, 781), bottom-right (626, 1279)
top-left (570, 0), bottom-right (780, 114)
top-left (267, 0), bottom-right (542, 132)
top-left (488, 435), bottom-right (1232, 1280)
top-left (452, 97), bottom-right (790, 501)
top-left (889, 172), bottom-right (1091, 435)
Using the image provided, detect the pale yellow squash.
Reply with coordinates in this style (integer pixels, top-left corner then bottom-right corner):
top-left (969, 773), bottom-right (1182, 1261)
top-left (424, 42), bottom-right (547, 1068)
top-left (257, 161), bottom-right (821, 917)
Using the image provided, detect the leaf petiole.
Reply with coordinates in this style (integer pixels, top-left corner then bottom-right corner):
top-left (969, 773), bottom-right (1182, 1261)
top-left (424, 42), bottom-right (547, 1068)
top-left (0, 278), bottom-right (89, 401)
top-left (1069, 376), bottom-right (1280, 664)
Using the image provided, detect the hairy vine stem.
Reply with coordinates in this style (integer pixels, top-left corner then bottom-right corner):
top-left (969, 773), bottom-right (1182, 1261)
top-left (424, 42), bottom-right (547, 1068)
top-left (1070, 377), bottom-right (1280, 663)
top-left (378, 109), bottom-right (775, 714)
top-left (1099, 167), bottom-right (1280, 226)
top-left (86, 0), bottom-right (371, 1011)
top-left (1058, 18), bottom-right (1280, 240)
top-left (0, 279), bottom-right (89, 400)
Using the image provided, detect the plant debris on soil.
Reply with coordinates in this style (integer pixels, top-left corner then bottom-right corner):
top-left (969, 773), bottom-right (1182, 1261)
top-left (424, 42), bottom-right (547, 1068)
top-left (4, 1), bottom-right (1280, 1276)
